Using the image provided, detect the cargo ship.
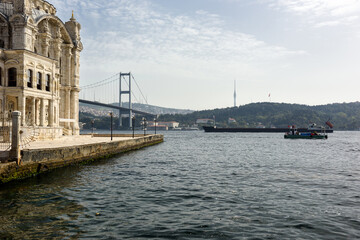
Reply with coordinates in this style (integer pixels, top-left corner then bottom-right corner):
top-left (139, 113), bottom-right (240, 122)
top-left (203, 125), bottom-right (333, 133)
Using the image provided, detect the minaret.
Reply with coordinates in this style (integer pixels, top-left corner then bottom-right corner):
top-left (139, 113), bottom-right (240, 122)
top-left (233, 80), bottom-right (237, 107)
top-left (65, 11), bottom-right (83, 135)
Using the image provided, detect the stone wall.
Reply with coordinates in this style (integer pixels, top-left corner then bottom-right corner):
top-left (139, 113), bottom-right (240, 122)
top-left (0, 134), bottom-right (163, 184)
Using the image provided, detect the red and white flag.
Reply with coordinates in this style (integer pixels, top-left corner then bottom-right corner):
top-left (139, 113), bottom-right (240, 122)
top-left (325, 120), bottom-right (333, 128)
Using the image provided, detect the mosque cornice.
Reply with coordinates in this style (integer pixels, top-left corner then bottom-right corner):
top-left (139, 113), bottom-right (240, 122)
top-left (4, 49), bottom-right (58, 62)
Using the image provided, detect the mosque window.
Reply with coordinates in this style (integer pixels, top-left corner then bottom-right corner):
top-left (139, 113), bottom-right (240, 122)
top-left (37, 72), bottom-right (42, 90)
top-left (46, 74), bottom-right (50, 91)
top-left (27, 69), bottom-right (33, 88)
top-left (8, 68), bottom-right (17, 87)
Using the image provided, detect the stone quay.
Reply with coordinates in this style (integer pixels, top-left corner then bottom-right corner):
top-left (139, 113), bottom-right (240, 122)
top-left (0, 134), bottom-right (164, 185)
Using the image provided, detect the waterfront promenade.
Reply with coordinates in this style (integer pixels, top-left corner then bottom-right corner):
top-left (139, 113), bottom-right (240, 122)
top-left (24, 135), bottom-right (136, 149)
top-left (0, 134), bottom-right (163, 185)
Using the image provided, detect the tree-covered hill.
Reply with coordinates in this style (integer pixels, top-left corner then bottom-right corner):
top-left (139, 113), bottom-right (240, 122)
top-left (158, 102), bottom-right (360, 130)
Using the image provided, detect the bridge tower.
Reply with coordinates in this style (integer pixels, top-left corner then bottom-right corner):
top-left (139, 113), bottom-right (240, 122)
top-left (119, 72), bottom-right (132, 128)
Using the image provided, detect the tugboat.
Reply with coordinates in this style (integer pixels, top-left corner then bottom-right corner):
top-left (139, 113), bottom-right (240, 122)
top-left (284, 125), bottom-right (328, 139)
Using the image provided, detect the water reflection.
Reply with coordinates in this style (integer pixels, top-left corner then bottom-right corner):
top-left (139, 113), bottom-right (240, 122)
top-left (0, 166), bottom-right (87, 238)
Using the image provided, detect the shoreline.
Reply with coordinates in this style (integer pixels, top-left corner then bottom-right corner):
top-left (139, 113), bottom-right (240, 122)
top-left (0, 134), bottom-right (163, 185)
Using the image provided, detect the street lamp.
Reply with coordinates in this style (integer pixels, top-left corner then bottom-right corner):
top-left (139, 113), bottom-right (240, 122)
top-left (91, 119), bottom-right (95, 136)
top-left (109, 112), bottom-right (113, 141)
top-left (141, 117), bottom-right (147, 136)
top-left (154, 116), bottom-right (157, 134)
top-left (132, 115), bottom-right (135, 138)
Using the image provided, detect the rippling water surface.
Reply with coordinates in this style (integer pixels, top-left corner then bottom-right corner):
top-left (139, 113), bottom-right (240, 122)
top-left (1, 131), bottom-right (360, 239)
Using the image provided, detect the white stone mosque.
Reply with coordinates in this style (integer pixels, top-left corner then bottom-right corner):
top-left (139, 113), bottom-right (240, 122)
top-left (0, 0), bottom-right (82, 139)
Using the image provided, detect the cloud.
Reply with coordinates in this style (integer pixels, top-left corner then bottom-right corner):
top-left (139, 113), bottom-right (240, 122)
top-left (65, 0), bottom-right (303, 65)
top-left (268, 0), bottom-right (360, 28)
top-left (314, 16), bottom-right (358, 28)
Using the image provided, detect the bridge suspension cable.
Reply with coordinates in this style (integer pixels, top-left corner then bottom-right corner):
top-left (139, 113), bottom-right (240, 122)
top-left (121, 75), bottom-right (140, 104)
top-left (80, 72), bottom-right (148, 106)
top-left (81, 73), bottom-right (119, 90)
top-left (131, 74), bottom-right (148, 105)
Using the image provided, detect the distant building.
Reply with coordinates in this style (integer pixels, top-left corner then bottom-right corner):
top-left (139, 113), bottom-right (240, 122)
top-left (256, 123), bottom-right (265, 128)
top-left (148, 121), bottom-right (179, 130)
top-left (228, 118), bottom-right (236, 124)
top-left (196, 119), bottom-right (214, 124)
top-left (147, 125), bottom-right (168, 131)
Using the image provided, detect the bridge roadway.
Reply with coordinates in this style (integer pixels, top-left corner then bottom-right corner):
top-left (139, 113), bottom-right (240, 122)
top-left (79, 99), bottom-right (156, 117)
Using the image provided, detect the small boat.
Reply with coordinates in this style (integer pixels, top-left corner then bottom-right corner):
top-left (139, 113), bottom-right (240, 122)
top-left (284, 125), bottom-right (328, 139)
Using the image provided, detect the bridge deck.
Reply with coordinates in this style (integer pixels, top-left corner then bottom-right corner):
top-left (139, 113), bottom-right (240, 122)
top-left (79, 99), bottom-right (156, 117)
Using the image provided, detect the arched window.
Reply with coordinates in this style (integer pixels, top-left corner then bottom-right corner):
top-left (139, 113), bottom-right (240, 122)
top-left (8, 68), bottom-right (17, 87)
top-left (46, 74), bottom-right (50, 91)
top-left (0, 67), bottom-right (2, 86)
top-left (37, 72), bottom-right (42, 90)
top-left (27, 69), bottom-right (33, 88)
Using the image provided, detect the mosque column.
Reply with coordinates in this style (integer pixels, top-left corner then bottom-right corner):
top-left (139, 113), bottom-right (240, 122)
top-left (54, 99), bottom-right (59, 127)
top-left (70, 90), bottom-right (74, 130)
top-left (64, 44), bottom-right (73, 86)
top-left (31, 97), bottom-right (36, 126)
top-left (19, 94), bottom-right (26, 126)
top-left (40, 98), bottom-right (45, 127)
top-left (54, 38), bottom-right (63, 65)
top-left (70, 89), bottom-right (79, 134)
top-left (65, 88), bottom-right (70, 129)
top-left (40, 20), bottom-right (51, 57)
top-left (34, 99), bottom-right (38, 125)
top-left (48, 99), bottom-right (54, 127)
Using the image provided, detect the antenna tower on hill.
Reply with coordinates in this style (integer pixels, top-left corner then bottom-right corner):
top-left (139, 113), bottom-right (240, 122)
top-left (234, 80), bottom-right (237, 107)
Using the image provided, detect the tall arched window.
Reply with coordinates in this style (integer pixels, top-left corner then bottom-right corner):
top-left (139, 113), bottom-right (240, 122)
top-left (8, 68), bottom-right (17, 87)
top-left (27, 69), bottom-right (33, 88)
top-left (46, 74), bottom-right (50, 91)
top-left (0, 67), bottom-right (2, 86)
top-left (37, 72), bottom-right (42, 90)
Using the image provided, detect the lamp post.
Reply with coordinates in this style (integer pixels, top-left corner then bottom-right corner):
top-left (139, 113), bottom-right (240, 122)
top-left (109, 112), bottom-right (113, 141)
top-left (91, 120), bottom-right (94, 136)
top-left (154, 116), bottom-right (157, 135)
top-left (141, 117), bottom-right (147, 136)
top-left (132, 116), bottom-right (135, 138)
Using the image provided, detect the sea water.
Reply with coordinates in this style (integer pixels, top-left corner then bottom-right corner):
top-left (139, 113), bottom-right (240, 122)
top-left (0, 131), bottom-right (359, 239)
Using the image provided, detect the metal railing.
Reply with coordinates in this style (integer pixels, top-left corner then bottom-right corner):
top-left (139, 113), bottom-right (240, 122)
top-left (0, 113), bottom-right (12, 151)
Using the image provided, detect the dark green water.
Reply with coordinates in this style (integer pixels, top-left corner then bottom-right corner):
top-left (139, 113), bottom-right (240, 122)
top-left (0, 131), bottom-right (359, 239)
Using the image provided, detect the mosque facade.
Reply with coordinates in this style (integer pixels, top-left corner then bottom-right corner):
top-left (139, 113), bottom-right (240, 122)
top-left (0, 0), bottom-right (82, 138)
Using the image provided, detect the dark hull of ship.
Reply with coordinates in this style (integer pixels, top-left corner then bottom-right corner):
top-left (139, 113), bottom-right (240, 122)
top-left (203, 126), bottom-right (333, 133)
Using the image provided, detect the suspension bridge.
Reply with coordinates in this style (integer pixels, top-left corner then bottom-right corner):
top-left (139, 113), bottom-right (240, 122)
top-left (79, 72), bottom-right (156, 128)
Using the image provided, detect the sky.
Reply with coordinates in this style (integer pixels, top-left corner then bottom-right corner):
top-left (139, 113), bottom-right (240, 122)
top-left (51, 0), bottom-right (360, 110)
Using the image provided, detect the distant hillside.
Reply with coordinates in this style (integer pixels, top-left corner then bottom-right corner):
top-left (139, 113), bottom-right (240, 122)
top-left (158, 102), bottom-right (360, 130)
top-left (80, 102), bottom-right (194, 116)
